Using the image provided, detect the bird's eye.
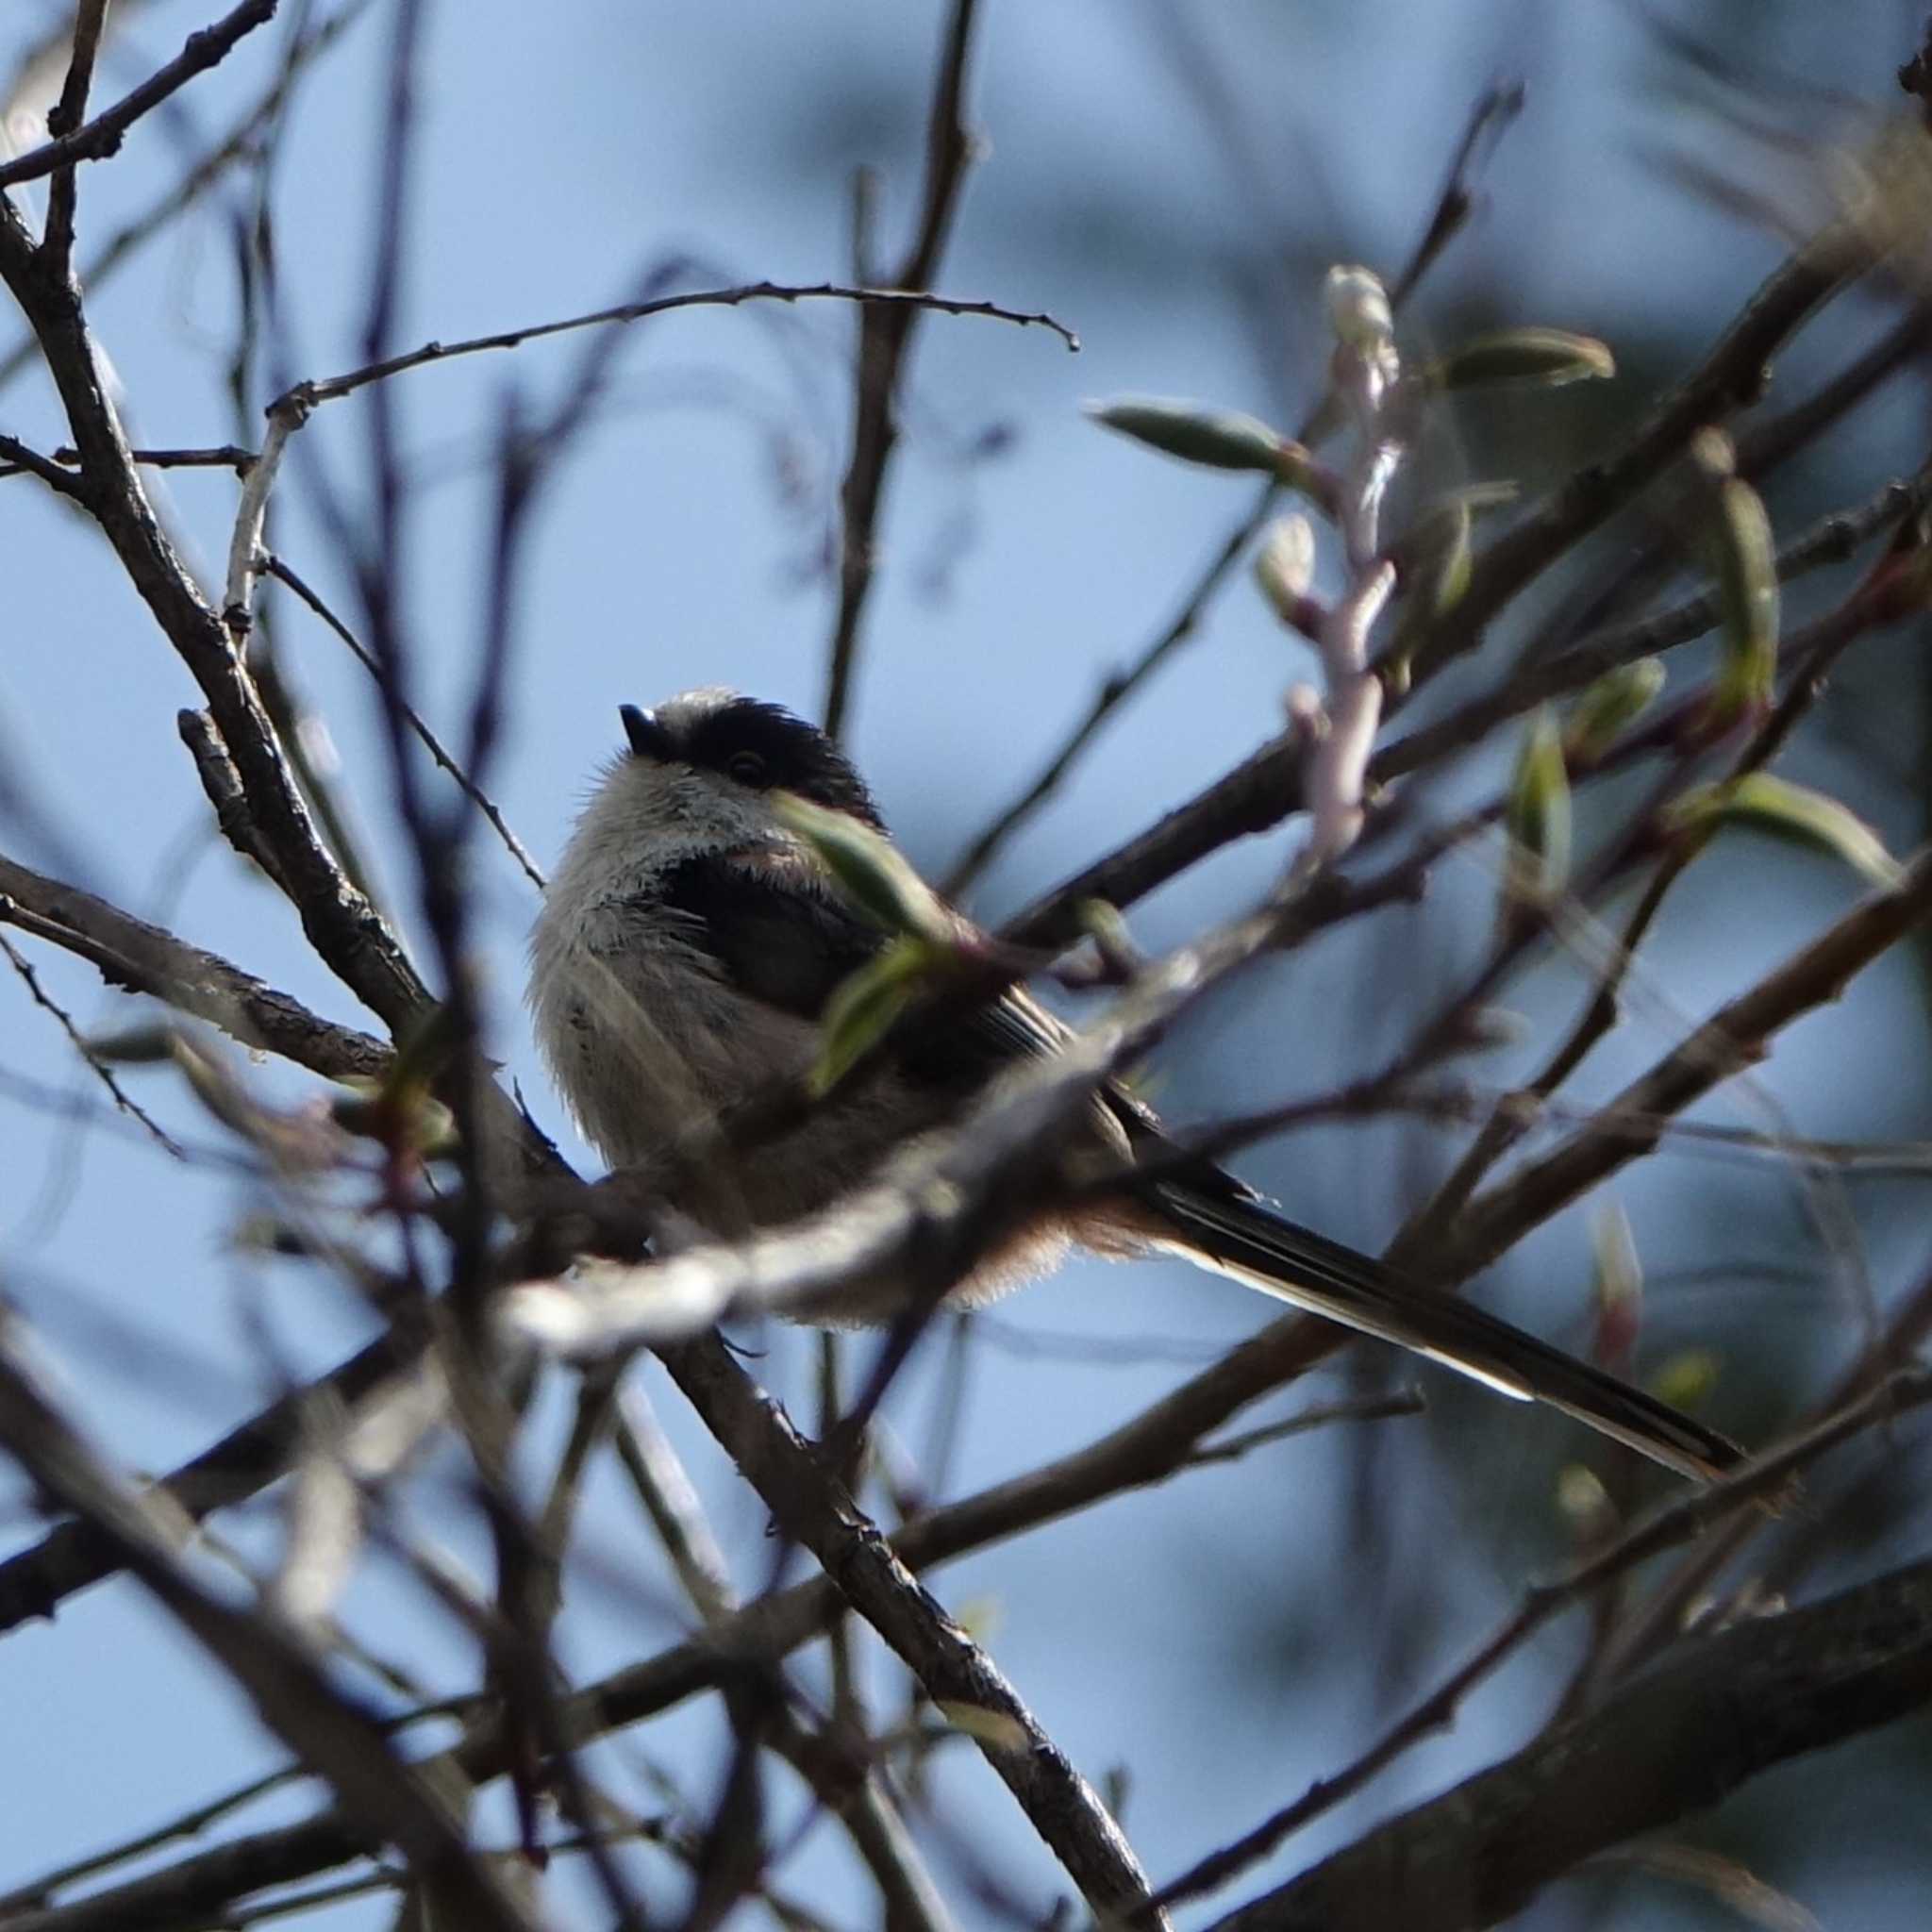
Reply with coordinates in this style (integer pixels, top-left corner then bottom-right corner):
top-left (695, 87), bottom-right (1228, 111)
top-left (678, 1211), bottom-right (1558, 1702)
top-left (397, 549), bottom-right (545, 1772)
top-left (725, 750), bottom-right (768, 786)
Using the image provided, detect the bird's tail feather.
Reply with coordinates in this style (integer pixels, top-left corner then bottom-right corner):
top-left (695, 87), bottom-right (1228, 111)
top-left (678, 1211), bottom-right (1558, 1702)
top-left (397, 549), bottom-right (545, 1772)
top-left (1147, 1179), bottom-right (1741, 1482)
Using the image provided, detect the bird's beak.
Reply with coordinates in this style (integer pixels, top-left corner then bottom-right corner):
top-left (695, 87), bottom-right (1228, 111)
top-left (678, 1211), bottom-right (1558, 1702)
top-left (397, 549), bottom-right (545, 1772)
top-left (620, 705), bottom-right (675, 761)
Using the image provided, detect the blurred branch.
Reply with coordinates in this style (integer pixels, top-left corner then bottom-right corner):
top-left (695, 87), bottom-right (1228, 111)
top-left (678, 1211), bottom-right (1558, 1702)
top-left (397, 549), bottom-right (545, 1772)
top-left (0, 0), bottom-right (279, 190)
top-left (1152, 1366), bottom-right (1932, 1920)
top-left (1205, 1542), bottom-right (1932, 1932)
top-left (823, 0), bottom-right (986, 740)
top-left (1390, 82), bottom-right (1525, 307)
top-left (1440, 846), bottom-right (1932, 1282)
top-left (0, 1310), bottom-right (538, 1932)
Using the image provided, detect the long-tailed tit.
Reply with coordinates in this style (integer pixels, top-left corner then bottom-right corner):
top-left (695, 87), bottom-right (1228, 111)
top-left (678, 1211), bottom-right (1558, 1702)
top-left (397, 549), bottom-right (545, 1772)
top-left (529, 688), bottom-right (1740, 1481)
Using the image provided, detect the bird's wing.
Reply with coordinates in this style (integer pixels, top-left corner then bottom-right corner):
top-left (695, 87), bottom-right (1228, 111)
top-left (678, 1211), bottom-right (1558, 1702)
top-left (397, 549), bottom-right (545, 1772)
top-left (646, 850), bottom-right (1067, 1098)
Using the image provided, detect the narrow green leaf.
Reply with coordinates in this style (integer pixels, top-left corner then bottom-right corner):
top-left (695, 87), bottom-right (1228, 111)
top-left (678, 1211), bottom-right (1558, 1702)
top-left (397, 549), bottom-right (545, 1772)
top-left (1426, 328), bottom-right (1615, 391)
top-left (1384, 486), bottom-right (1517, 671)
top-left (1563, 658), bottom-right (1665, 765)
top-left (1663, 775), bottom-right (1902, 888)
top-left (1711, 477), bottom-right (1780, 716)
top-left (1502, 708), bottom-right (1572, 911)
top-left (79, 1022), bottom-right (177, 1064)
top-left (810, 939), bottom-right (934, 1097)
top-left (774, 792), bottom-right (952, 941)
top-left (1085, 396), bottom-right (1309, 482)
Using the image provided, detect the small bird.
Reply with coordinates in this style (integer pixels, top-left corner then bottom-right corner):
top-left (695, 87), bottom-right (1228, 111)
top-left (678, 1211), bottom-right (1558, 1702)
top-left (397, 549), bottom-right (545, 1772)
top-left (529, 688), bottom-right (1741, 1481)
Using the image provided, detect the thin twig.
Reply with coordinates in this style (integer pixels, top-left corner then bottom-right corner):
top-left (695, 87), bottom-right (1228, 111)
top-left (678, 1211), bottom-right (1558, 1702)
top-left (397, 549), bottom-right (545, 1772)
top-left (0, 0), bottom-right (281, 190)
top-left (0, 924), bottom-right (184, 1158)
top-left (823, 0), bottom-right (987, 740)
top-left (271, 280), bottom-right (1071, 418)
top-left (1150, 1366), bottom-right (1932, 1918)
top-left (263, 553), bottom-right (546, 889)
top-left (942, 480), bottom-right (1279, 896)
top-left (38, 0), bottom-right (111, 264)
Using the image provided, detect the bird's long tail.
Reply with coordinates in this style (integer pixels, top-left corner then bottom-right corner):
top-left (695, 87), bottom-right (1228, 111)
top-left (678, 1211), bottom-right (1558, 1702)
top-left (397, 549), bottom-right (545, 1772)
top-left (1144, 1178), bottom-right (1742, 1482)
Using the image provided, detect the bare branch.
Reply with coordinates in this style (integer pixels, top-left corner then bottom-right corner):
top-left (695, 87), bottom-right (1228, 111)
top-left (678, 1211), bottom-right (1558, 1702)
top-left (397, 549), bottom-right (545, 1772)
top-left (659, 1331), bottom-right (1165, 1925)
top-left (0, 850), bottom-right (391, 1080)
top-left (1439, 846), bottom-right (1932, 1282)
top-left (823, 0), bottom-right (987, 739)
top-left (272, 280), bottom-right (1072, 416)
top-left (0, 0), bottom-right (281, 191)
top-left (1206, 1543), bottom-right (1932, 1932)
top-left (0, 1309), bottom-right (539, 1932)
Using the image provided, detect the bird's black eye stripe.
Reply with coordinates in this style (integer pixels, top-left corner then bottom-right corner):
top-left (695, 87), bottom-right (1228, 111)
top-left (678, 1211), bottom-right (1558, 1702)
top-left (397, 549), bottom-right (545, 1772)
top-left (680, 698), bottom-right (885, 826)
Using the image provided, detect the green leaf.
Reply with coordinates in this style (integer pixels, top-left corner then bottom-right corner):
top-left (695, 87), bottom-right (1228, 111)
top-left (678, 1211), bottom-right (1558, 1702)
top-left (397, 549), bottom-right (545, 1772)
top-left (1563, 658), bottom-right (1665, 765)
top-left (1085, 396), bottom-right (1312, 485)
top-left (1708, 473), bottom-right (1780, 719)
top-left (1503, 708), bottom-right (1572, 910)
top-left (1663, 774), bottom-right (1902, 888)
top-left (1651, 1349), bottom-right (1720, 1412)
top-left (1426, 328), bottom-right (1615, 391)
top-left (79, 1022), bottom-right (177, 1064)
top-left (1383, 486), bottom-right (1517, 674)
top-left (810, 939), bottom-right (935, 1097)
top-left (774, 792), bottom-right (952, 941)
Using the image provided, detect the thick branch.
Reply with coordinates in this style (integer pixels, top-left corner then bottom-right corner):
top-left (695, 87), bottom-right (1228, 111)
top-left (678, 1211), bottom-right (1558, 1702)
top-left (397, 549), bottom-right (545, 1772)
top-left (0, 197), bottom-right (433, 1035)
top-left (1208, 1556), bottom-right (1932, 1932)
top-left (658, 1333), bottom-right (1163, 1925)
top-left (0, 851), bottom-right (391, 1080)
top-left (0, 1316), bottom-right (535, 1932)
